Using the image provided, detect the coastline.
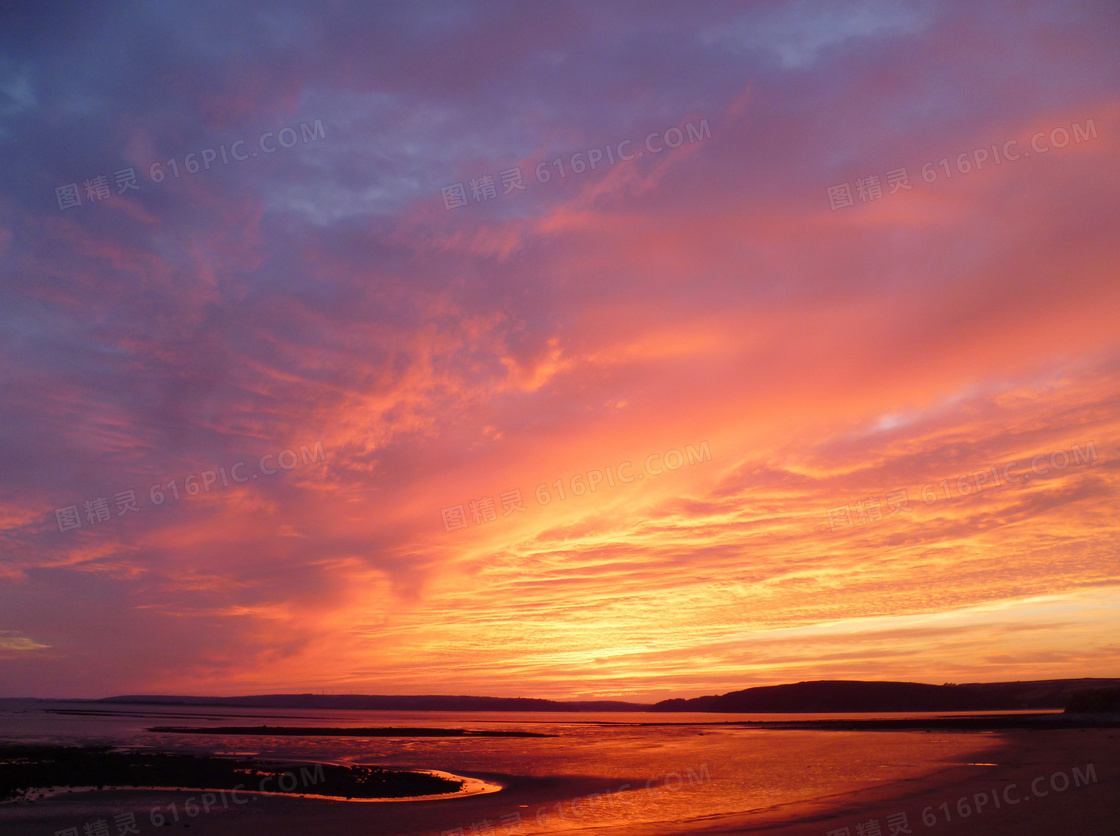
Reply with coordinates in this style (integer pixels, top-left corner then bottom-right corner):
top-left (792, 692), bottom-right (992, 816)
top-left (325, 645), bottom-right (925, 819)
top-left (0, 728), bottom-right (1114, 835)
top-left (1, 768), bottom-right (501, 806)
top-left (0, 747), bottom-right (488, 808)
top-left (668, 728), bottom-right (1118, 835)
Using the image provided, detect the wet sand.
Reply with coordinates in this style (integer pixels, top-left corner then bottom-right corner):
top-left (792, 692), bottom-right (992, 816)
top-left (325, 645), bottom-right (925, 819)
top-left (1, 730), bottom-right (1115, 835)
top-left (681, 729), bottom-right (1119, 835)
top-left (0, 770), bottom-right (604, 836)
top-left (3, 769), bottom-right (500, 805)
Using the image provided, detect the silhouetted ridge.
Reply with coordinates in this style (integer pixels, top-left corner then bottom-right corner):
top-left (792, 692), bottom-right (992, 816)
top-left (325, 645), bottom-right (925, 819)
top-left (1065, 687), bottom-right (1120, 714)
top-left (652, 678), bottom-right (1120, 712)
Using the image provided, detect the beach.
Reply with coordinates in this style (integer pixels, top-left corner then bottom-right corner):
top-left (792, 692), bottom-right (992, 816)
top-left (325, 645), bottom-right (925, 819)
top-left (691, 729), bottom-right (1118, 835)
top-left (1, 726), bottom-right (1115, 835)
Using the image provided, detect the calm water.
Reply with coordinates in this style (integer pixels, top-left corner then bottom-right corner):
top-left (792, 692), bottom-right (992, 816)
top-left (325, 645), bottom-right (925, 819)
top-left (0, 701), bottom-right (1022, 834)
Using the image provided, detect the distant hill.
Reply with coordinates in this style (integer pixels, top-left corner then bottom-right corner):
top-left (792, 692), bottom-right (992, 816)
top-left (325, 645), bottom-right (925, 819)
top-left (98, 694), bottom-right (650, 712)
top-left (652, 678), bottom-right (1120, 713)
top-left (98, 678), bottom-right (1120, 714)
top-left (1065, 686), bottom-right (1120, 714)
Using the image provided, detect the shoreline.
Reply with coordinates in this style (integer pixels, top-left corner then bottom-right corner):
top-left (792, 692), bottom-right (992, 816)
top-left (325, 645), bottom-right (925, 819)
top-left (1, 728), bottom-right (1114, 835)
top-left (1, 768), bottom-right (501, 806)
top-left (0, 747), bottom-right (475, 805)
top-left (661, 728), bottom-right (1118, 835)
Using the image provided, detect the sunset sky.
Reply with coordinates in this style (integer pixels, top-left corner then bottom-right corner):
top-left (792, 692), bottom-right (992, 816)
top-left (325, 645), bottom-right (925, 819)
top-left (0, 0), bottom-right (1118, 700)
